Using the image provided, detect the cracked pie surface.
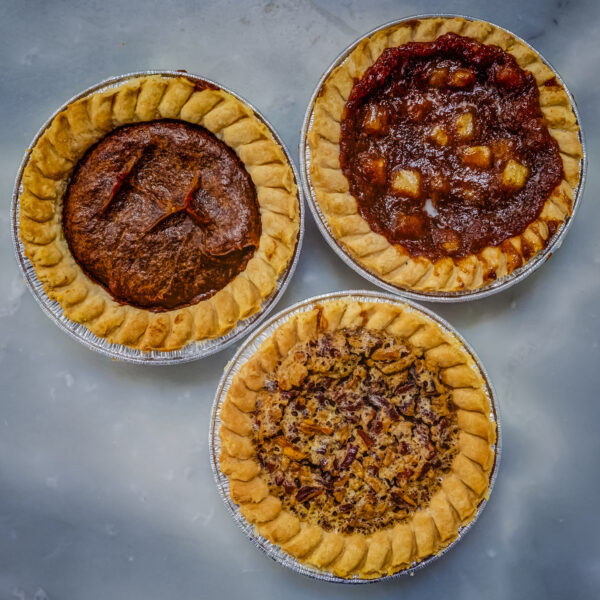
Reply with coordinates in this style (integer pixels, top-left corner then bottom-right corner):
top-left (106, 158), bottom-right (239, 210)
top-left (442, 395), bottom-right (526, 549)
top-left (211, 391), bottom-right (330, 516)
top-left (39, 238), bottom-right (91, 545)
top-left (19, 74), bottom-right (300, 351)
top-left (218, 298), bottom-right (496, 578)
top-left (307, 17), bottom-right (582, 293)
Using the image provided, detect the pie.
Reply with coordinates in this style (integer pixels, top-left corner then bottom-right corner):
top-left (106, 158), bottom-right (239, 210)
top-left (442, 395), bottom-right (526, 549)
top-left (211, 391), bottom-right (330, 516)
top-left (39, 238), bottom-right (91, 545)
top-left (19, 74), bottom-right (300, 351)
top-left (63, 120), bottom-right (261, 312)
top-left (307, 17), bottom-right (582, 293)
top-left (218, 298), bottom-right (496, 578)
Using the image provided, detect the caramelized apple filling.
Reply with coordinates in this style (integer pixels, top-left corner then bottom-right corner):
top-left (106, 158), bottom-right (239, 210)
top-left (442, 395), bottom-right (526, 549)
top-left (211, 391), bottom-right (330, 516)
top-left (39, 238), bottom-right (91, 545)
top-left (339, 33), bottom-right (563, 259)
top-left (252, 329), bottom-right (458, 534)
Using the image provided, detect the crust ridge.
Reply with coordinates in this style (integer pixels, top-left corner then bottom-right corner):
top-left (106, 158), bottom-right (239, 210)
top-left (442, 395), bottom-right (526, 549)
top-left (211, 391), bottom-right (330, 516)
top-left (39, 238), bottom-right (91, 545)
top-left (218, 298), bottom-right (495, 578)
top-left (19, 74), bottom-right (300, 351)
top-left (307, 17), bottom-right (582, 294)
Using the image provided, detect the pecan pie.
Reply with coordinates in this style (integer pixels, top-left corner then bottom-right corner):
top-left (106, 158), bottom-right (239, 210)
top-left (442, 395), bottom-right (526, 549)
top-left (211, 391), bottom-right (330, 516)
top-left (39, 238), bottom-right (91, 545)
top-left (308, 17), bottom-right (582, 293)
top-left (219, 299), bottom-right (496, 578)
top-left (19, 74), bottom-right (300, 350)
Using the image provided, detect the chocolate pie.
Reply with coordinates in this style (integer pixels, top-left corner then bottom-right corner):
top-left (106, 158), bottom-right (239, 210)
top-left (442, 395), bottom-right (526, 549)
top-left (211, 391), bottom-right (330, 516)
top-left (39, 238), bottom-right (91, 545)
top-left (308, 17), bottom-right (582, 292)
top-left (219, 299), bottom-right (496, 578)
top-left (63, 120), bottom-right (261, 311)
top-left (19, 75), bottom-right (300, 350)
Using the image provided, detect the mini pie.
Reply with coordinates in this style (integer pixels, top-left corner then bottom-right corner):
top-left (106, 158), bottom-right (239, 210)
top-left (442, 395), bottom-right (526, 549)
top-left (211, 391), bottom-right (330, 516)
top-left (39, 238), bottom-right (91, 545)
top-left (307, 17), bottom-right (583, 293)
top-left (218, 298), bottom-right (496, 578)
top-left (19, 74), bottom-right (300, 351)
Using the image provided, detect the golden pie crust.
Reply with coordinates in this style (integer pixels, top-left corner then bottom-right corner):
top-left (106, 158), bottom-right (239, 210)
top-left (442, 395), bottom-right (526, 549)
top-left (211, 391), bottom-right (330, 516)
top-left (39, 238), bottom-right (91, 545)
top-left (307, 17), bottom-right (582, 293)
top-left (19, 74), bottom-right (300, 351)
top-left (218, 298), bottom-right (496, 578)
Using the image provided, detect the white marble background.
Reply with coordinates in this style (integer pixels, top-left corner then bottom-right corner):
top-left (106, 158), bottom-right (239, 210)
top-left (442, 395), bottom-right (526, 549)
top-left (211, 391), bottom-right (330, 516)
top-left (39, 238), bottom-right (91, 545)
top-left (1, 1), bottom-right (599, 599)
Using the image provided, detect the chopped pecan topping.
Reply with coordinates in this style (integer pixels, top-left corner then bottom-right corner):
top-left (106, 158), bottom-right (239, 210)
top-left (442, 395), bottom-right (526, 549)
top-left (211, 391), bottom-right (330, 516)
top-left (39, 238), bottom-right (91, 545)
top-left (455, 112), bottom-right (475, 140)
top-left (502, 159), bottom-right (529, 189)
top-left (462, 146), bottom-right (492, 169)
top-left (428, 67), bottom-right (448, 87)
top-left (252, 328), bottom-right (458, 534)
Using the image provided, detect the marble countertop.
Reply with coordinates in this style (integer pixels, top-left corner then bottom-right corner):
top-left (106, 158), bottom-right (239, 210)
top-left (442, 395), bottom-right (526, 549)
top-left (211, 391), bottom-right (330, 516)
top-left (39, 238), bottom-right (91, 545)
top-left (1, 1), bottom-right (599, 599)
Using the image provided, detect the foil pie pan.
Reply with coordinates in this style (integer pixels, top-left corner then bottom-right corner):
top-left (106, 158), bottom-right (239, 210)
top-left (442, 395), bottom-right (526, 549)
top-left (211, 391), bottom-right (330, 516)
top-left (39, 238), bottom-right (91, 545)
top-left (11, 71), bottom-right (304, 364)
top-left (209, 290), bottom-right (501, 583)
top-left (299, 14), bottom-right (587, 303)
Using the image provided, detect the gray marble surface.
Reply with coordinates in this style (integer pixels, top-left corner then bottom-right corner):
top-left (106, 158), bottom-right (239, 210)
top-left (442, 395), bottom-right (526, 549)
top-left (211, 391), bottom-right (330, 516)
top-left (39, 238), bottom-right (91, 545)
top-left (1, 1), bottom-right (599, 598)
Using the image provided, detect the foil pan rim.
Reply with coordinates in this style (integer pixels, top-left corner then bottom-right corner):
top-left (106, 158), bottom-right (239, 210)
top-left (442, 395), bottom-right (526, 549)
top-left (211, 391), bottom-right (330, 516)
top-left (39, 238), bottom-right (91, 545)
top-left (299, 14), bottom-right (587, 303)
top-left (11, 70), bottom-right (305, 365)
top-left (208, 290), bottom-right (502, 583)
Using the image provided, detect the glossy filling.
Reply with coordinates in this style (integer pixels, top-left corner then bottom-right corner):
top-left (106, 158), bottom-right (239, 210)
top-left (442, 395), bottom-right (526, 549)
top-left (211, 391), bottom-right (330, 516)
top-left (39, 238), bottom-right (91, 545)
top-left (253, 329), bottom-right (458, 534)
top-left (339, 33), bottom-right (563, 260)
top-left (63, 120), bottom-right (261, 311)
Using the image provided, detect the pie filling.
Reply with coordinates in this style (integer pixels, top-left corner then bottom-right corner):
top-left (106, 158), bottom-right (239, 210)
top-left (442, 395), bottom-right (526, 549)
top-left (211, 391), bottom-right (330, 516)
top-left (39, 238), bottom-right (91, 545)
top-left (339, 33), bottom-right (564, 260)
top-left (63, 120), bottom-right (261, 311)
top-left (253, 328), bottom-right (458, 534)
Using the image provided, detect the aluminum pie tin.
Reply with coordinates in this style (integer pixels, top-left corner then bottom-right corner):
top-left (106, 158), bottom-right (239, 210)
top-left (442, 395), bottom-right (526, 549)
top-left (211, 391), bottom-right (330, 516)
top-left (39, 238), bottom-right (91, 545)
top-left (300, 14), bottom-right (587, 303)
top-left (11, 70), bottom-right (304, 364)
top-left (209, 290), bottom-right (501, 583)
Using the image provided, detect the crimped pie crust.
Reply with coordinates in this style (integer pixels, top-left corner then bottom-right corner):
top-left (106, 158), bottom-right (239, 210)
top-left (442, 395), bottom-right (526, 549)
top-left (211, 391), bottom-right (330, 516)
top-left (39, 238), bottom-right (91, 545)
top-left (218, 298), bottom-right (496, 578)
top-left (19, 74), bottom-right (300, 351)
top-left (307, 17), bottom-right (582, 293)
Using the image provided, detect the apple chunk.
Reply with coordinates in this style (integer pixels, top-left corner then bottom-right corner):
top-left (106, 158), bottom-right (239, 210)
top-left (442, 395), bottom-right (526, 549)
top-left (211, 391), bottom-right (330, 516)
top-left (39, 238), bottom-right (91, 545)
top-left (448, 68), bottom-right (475, 88)
top-left (362, 104), bottom-right (388, 135)
top-left (429, 125), bottom-right (449, 146)
top-left (429, 67), bottom-right (448, 87)
top-left (462, 146), bottom-right (492, 169)
top-left (360, 155), bottom-right (387, 184)
top-left (502, 159), bottom-right (529, 189)
top-left (391, 169), bottom-right (421, 198)
top-left (455, 112), bottom-right (474, 140)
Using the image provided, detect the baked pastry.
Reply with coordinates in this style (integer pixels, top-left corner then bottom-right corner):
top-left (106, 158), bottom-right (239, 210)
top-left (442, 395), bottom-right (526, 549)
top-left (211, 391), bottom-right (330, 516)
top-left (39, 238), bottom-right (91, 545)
top-left (218, 298), bottom-right (496, 578)
top-left (19, 74), bottom-right (300, 351)
top-left (307, 17), bottom-right (582, 293)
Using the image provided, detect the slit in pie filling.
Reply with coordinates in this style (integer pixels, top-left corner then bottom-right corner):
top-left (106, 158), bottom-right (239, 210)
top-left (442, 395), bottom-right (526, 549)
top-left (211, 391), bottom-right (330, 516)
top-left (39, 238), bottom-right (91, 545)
top-left (339, 33), bottom-right (563, 260)
top-left (19, 74), bottom-right (300, 351)
top-left (254, 328), bottom-right (458, 534)
top-left (63, 120), bottom-right (261, 311)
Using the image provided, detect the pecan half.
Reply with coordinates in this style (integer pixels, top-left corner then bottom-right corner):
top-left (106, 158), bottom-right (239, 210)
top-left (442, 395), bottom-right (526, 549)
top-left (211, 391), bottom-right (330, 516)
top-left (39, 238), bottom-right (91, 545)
top-left (391, 491), bottom-right (417, 506)
top-left (298, 419), bottom-right (334, 436)
top-left (395, 468), bottom-right (413, 484)
top-left (356, 429), bottom-right (374, 448)
top-left (340, 445), bottom-right (358, 469)
top-left (275, 436), bottom-right (307, 461)
top-left (296, 486), bottom-right (323, 503)
top-left (368, 395), bottom-right (400, 421)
